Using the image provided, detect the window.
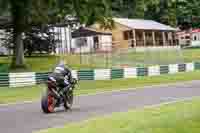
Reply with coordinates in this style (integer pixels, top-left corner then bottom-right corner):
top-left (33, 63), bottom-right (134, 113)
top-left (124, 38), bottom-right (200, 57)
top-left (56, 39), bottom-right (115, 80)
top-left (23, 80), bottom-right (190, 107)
top-left (93, 36), bottom-right (99, 49)
top-left (123, 31), bottom-right (129, 40)
top-left (123, 30), bottom-right (133, 40)
top-left (185, 36), bottom-right (190, 39)
top-left (76, 38), bottom-right (87, 47)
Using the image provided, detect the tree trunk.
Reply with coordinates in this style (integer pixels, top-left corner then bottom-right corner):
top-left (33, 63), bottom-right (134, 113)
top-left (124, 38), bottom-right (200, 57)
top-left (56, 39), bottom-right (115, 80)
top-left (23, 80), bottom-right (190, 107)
top-left (10, 1), bottom-right (26, 68)
top-left (11, 31), bottom-right (25, 67)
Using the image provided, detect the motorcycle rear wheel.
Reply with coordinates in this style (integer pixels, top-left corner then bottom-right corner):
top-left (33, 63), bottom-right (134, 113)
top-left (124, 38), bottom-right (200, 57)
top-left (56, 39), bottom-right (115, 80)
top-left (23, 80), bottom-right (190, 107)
top-left (41, 90), bottom-right (55, 113)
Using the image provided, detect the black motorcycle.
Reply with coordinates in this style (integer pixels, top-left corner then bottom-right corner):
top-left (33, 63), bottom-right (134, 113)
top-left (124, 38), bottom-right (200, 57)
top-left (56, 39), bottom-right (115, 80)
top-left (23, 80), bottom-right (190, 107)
top-left (41, 76), bottom-right (77, 113)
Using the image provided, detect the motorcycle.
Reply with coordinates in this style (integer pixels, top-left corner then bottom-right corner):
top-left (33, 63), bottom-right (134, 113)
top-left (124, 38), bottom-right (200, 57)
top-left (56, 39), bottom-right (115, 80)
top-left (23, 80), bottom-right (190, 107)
top-left (41, 76), bottom-right (78, 113)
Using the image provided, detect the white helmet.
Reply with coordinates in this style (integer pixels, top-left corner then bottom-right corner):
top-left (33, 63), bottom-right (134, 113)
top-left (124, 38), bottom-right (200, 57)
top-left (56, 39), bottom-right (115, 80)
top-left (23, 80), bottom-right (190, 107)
top-left (58, 60), bottom-right (65, 67)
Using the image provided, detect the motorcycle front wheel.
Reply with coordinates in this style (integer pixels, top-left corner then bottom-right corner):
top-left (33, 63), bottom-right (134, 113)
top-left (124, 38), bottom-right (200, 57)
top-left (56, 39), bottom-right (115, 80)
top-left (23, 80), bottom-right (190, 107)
top-left (64, 90), bottom-right (74, 110)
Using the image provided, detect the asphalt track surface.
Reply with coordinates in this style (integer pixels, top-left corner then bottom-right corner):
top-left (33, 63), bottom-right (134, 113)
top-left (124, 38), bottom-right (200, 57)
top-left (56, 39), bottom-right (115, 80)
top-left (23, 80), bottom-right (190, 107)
top-left (1, 80), bottom-right (200, 133)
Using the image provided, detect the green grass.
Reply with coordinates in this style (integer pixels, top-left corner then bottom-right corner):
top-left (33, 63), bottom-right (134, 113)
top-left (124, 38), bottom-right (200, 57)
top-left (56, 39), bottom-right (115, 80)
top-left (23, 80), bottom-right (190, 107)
top-left (183, 49), bottom-right (200, 62)
top-left (1, 49), bottom-right (200, 72)
top-left (1, 71), bottom-right (200, 104)
top-left (37, 97), bottom-right (200, 133)
top-left (73, 48), bottom-right (200, 68)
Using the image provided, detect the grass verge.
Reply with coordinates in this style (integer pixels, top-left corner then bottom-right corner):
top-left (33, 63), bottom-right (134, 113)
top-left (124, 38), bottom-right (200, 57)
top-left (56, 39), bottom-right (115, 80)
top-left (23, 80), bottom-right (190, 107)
top-left (37, 97), bottom-right (200, 133)
top-left (1, 71), bottom-right (200, 104)
top-left (1, 49), bottom-right (200, 72)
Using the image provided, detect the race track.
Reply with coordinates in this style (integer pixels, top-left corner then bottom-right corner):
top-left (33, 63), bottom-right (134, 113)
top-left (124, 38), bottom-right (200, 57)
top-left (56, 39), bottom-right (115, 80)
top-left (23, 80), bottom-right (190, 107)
top-left (1, 80), bottom-right (200, 133)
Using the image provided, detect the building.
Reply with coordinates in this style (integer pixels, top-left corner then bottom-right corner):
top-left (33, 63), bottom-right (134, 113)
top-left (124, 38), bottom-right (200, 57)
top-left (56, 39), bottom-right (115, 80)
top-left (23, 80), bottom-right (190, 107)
top-left (190, 29), bottom-right (200, 46)
top-left (52, 26), bottom-right (112, 54)
top-left (52, 26), bottom-right (72, 55)
top-left (176, 30), bottom-right (191, 47)
top-left (48, 16), bottom-right (80, 55)
top-left (71, 27), bottom-right (112, 53)
top-left (176, 28), bottom-right (200, 47)
top-left (91, 18), bottom-right (178, 51)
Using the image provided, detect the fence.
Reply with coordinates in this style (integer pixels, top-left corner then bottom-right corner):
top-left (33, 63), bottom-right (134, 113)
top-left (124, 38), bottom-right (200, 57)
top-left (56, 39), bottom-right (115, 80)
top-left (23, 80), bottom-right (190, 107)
top-left (66, 39), bottom-right (182, 69)
top-left (0, 62), bottom-right (198, 87)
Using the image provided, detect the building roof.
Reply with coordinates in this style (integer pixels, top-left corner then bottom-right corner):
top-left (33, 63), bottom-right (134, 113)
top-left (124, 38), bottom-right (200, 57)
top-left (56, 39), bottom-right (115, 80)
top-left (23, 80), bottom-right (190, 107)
top-left (72, 27), bottom-right (111, 38)
top-left (191, 28), bottom-right (200, 33)
top-left (114, 18), bottom-right (177, 31)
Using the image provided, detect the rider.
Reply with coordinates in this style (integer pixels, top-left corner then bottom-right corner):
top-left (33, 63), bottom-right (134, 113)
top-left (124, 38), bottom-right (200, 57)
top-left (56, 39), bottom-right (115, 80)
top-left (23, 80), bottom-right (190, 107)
top-left (49, 61), bottom-right (73, 95)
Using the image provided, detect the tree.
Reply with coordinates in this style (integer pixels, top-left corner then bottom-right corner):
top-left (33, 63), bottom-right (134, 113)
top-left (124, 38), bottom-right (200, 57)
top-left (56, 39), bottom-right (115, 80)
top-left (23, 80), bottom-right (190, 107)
top-left (141, 0), bottom-right (200, 28)
top-left (24, 26), bottom-right (56, 56)
top-left (110, 0), bottom-right (200, 28)
top-left (133, 0), bottom-right (145, 19)
top-left (0, 0), bottom-right (114, 68)
top-left (143, 0), bottom-right (177, 26)
top-left (1, 26), bottom-right (57, 56)
top-left (176, 0), bottom-right (200, 28)
top-left (111, 0), bottom-right (136, 18)
top-left (0, 0), bottom-right (54, 68)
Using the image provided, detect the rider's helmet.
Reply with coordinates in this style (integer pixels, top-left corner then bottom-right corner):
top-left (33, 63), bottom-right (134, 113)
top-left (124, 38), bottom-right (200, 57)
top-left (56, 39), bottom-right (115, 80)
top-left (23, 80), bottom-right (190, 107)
top-left (54, 60), bottom-right (70, 76)
top-left (54, 61), bottom-right (65, 73)
top-left (57, 60), bottom-right (65, 67)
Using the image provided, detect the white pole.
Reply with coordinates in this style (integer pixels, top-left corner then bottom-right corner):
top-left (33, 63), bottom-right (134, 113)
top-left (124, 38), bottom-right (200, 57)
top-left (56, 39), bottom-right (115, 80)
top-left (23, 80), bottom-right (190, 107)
top-left (152, 31), bottom-right (156, 46)
top-left (66, 26), bottom-right (72, 53)
top-left (143, 31), bottom-right (146, 46)
top-left (162, 32), bottom-right (166, 46)
top-left (133, 29), bottom-right (136, 47)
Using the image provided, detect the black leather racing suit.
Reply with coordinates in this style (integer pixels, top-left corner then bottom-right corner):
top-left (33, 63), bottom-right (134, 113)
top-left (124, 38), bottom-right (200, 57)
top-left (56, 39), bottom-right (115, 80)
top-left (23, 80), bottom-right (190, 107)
top-left (49, 64), bottom-right (73, 94)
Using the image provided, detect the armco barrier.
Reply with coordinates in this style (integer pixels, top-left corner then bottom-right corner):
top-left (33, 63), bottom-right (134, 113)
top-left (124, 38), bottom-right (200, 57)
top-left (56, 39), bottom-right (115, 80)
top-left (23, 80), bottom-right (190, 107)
top-left (195, 62), bottom-right (200, 70)
top-left (124, 68), bottom-right (137, 78)
top-left (111, 69), bottom-right (124, 79)
top-left (78, 70), bottom-right (94, 80)
top-left (0, 73), bottom-right (9, 87)
top-left (137, 67), bottom-right (148, 76)
top-left (160, 65), bottom-right (169, 74)
top-left (178, 64), bottom-right (186, 72)
top-left (9, 72), bottom-right (36, 87)
top-left (36, 72), bottom-right (49, 84)
top-left (148, 66), bottom-right (160, 76)
top-left (0, 62), bottom-right (198, 87)
top-left (94, 69), bottom-right (110, 80)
